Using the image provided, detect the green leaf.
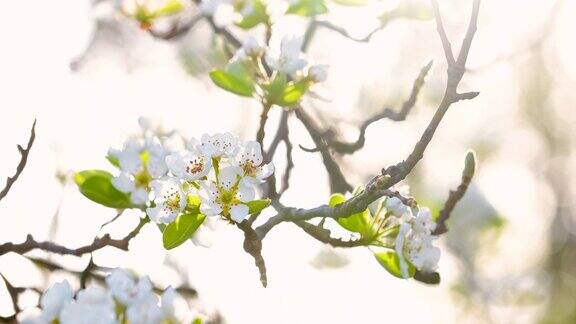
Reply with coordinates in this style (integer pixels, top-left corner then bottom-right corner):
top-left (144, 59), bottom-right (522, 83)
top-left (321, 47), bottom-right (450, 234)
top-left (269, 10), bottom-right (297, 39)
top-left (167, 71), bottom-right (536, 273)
top-left (155, 0), bottom-right (185, 17)
top-left (246, 199), bottom-right (271, 214)
top-left (374, 251), bottom-right (415, 279)
top-left (162, 213), bottom-right (206, 250)
top-left (262, 73), bottom-right (288, 104)
top-left (286, 0), bottom-right (328, 16)
top-left (106, 155), bottom-right (120, 168)
top-left (329, 193), bottom-right (373, 237)
top-left (75, 169), bottom-right (113, 187)
top-left (76, 170), bottom-right (132, 209)
top-left (209, 70), bottom-right (254, 97)
top-left (276, 80), bottom-right (311, 107)
top-left (236, 0), bottom-right (270, 29)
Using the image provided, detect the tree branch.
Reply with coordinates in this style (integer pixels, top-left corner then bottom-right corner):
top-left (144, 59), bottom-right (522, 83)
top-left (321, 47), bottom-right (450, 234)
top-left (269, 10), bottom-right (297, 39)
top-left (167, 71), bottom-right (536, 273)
top-left (294, 107), bottom-right (353, 194)
top-left (0, 217), bottom-right (149, 257)
top-left (236, 221), bottom-right (267, 287)
top-left (324, 61), bottom-right (433, 154)
top-left (256, 0), bottom-right (481, 239)
top-left (433, 151), bottom-right (476, 235)
top-left (295, 221), bottom-right (368, 248)
top-left (0, 120), bottom-right (36, 203)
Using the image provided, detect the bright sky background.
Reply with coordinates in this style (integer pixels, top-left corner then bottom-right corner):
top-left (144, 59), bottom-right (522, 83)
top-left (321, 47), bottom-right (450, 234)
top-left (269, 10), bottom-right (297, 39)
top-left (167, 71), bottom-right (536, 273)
top-left (0, 0), bottom-right (574, 323)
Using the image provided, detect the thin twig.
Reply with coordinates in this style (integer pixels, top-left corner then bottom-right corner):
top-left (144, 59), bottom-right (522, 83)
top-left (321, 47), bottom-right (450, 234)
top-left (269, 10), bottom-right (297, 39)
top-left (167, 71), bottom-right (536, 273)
top-left (324, 61), bottom-right (433, 154)
top-left (295, 221), bottom-right (368, 248)
top-left (0, 120), bottom-right (36, 202)
top-left (433, 151), bottom-right (476, 235)
top-left (0, 217), bottom-right (149, 257)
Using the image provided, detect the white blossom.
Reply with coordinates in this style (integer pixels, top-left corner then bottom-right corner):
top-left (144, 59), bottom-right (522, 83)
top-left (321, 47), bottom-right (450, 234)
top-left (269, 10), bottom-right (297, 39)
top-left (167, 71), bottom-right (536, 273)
top-left (59, 287), bottom-right (116, 324)
top-left (198, 133), bottom-right (238, 159)
top-left (126, 293), bottom-right (164, 324)
top-left (411, 207), bottom-right (436, 235)
top-left (405, 232), bottom-right (441, 273)
top-left (199, 166), bottom-right (254, 223)
top-left (105, 269), bottom-right (153, 305)
top-left (109, 135), bottom-right (169, 205)
top-left (166, 148), bottom-right (212, 182)
top-left (146, 177), bottom-right (187, 224)
top-left (308, 64), bottom-right (329, 83)
top-left (39, 280), bottom-right (73, 321)
top-left (234, 36), bottom-right (265, 61)
top-left (394, 206), bottom-right (441, 275)
top-left (385, 185), bottom-right (411, 217)
top-left (233, 140), bottom-right (274, 189)
top-left (265, 35), bottom-right (308, 75)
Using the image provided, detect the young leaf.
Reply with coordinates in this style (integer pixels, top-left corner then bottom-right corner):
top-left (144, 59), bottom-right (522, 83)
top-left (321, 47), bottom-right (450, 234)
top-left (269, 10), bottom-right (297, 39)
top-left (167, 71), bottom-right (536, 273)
top-left (246, 199), bottom-right (271, 214)
top-left (209, 70), bottom-right (255, 97)
top-left (106, 155), bottom-right (120, 168)
top-left (329, 193), bottom-right (373, 237)
top-left (76, 171), bottom-right (132, 209)
top-left (75, 169), bottom-right (113, 186)
top-left (374, 251), bottom-right (415, 279)
top-left (262, 73), bottom-right (288, 104)
top-left (286, 0), bottom-right (328, 16)
top-left (277, 80), bottom-right (310, 107)
top-left (163, 213), bottom-right (206, 250)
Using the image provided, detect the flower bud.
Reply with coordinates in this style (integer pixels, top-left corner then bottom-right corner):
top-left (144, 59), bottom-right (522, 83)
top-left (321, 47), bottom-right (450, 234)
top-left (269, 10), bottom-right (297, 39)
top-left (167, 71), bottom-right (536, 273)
top-left (243, 36), bottom-right (265, 58)
top-left (308, 64), bottom-right (329, 82)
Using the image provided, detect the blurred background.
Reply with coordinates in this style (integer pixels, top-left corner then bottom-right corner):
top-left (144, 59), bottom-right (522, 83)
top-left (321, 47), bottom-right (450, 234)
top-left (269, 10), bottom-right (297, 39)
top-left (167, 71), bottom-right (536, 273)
top-left (0, 0), bottom-right (574, 323)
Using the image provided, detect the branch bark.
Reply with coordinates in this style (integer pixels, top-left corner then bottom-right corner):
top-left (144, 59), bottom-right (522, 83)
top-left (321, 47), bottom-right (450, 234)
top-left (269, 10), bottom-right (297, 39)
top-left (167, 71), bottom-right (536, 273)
top-left (0, 217), bottom-right (149, 257)
top-left (0, 120), bottom-right (36, 203)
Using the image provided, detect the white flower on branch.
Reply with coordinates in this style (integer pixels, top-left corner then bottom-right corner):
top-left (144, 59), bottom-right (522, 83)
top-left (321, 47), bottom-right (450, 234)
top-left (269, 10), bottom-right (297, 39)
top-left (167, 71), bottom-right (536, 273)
top-left (393, 206), bottom-right (441, 275)
top-left (199, 166), bottom-right (254, 223)
top-left (106, 268), bottom-right (152, 305)
top-left (39, 280), bottom-right (73, 322)
top-left (307, 64), bottom-right (329, 83)
top-left (21, 268), bottom-right (202, 323)
top-left (234, 140), bottom-right (274, 188)
top-left (198, 132), bottom-right (239, 159)
top-left (234, 36), bottom-right (266, 61)
top-left (59, 287), bottom-right (116, 324)
top-left (265, 35), bottom-right (308, 76)
top-left (146, 177), bottom-right (188, 224)
top-left (385, 185), bottom-right (411, 217)
top-left (109, 136), bottom-right (169, 205)
top-left (166, 147), bottom-right (212, 181)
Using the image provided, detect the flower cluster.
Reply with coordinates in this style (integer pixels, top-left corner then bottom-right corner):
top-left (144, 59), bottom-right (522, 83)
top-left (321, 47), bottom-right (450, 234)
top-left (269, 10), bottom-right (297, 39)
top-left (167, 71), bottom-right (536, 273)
top-left (239, 35), bottom-right (328, 82)
top-left (20, 269), bottom-right (203, 324)
top-left (386, 187), bottom-right (441, 277)
top-left (109, 124), bottom-right (274, 225)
